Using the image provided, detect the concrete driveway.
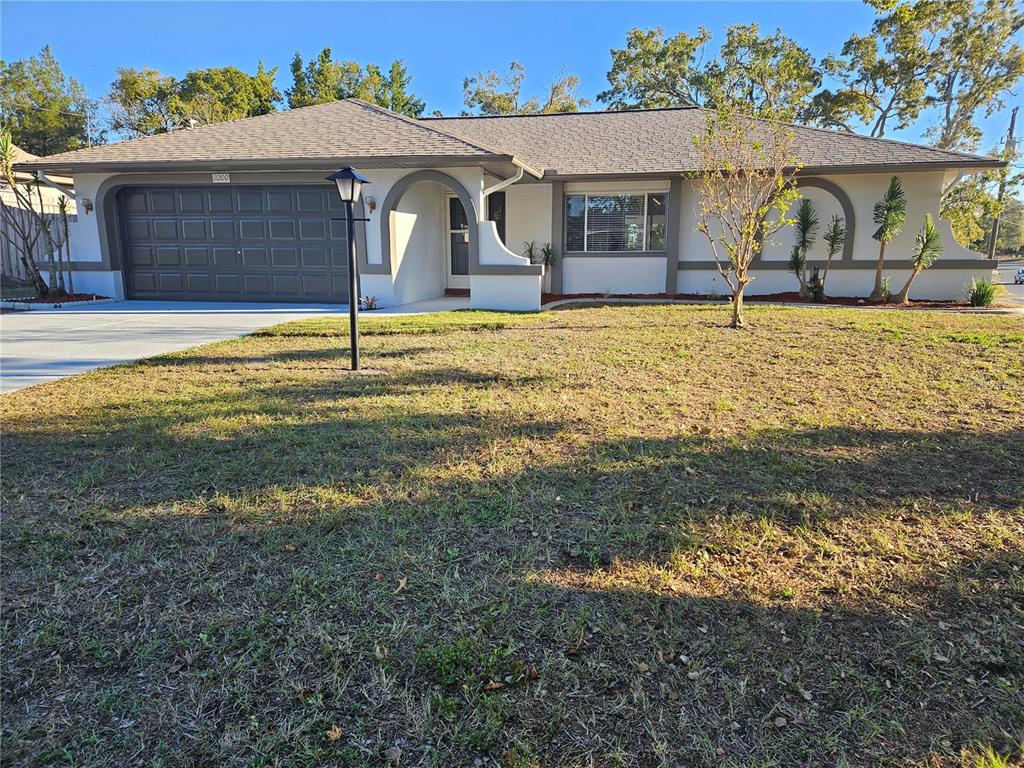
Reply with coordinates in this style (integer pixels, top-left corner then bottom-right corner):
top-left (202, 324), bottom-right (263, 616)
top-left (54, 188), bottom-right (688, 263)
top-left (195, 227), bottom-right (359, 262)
top-left (0, 301), bottom-right (341, 393)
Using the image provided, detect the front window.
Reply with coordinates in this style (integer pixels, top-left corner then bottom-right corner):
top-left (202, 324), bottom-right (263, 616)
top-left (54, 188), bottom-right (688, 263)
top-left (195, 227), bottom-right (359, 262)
top-left (565, 192), bottom-right (668, 252)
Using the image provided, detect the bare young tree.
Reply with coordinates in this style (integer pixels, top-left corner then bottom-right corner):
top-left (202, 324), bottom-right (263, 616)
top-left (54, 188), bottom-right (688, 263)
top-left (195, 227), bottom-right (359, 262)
top-left (692, 108), bottom-right (802, 328)
top-left (0, 127), bottom-right (70, 297)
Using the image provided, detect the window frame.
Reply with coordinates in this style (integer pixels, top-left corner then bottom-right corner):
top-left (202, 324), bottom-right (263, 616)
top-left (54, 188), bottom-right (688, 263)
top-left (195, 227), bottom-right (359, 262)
top-left (564, 191), bottom-right (669, 254)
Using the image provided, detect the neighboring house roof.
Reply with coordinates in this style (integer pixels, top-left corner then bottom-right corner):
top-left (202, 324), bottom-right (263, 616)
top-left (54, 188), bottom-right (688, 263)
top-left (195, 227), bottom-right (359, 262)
top-left (9, 144), bottom-right (74, 187)
top-left (15, 99), bottom-right (1002, 179)
top-left (428, 107), bottom-right (1003, 178)
top-left (13, 100), bottom-right (541, 178)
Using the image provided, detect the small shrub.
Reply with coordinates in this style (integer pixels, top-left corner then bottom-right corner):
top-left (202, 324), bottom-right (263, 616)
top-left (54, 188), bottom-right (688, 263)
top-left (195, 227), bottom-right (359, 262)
top-left (359, 295), bottom-right (380, 310)
top-left (540, 242), bottom-right (554, 269)
top-left (963, 278), bottom-right (997, 307)
top-left (880, 276), bottom-right (892, 301)
top-left (523, 241), bottom-right (539, 265)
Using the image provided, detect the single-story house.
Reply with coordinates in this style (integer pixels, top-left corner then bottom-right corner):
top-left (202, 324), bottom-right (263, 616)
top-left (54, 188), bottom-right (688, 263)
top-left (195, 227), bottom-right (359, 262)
top-left (15, 99), bottom-right (1002, 310)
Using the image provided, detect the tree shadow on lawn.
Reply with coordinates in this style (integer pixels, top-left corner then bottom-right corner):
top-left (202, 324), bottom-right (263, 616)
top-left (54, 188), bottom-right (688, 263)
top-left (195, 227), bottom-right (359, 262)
top-left (2, 369), bottom-right (1020, 525)
top-left (2, 502), bottom-right (1020, 767)
top-left (2, 379), bottom-right (1023, 765)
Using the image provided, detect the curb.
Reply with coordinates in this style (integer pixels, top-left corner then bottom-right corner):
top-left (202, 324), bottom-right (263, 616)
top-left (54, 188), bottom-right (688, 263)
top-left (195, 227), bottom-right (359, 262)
top-left (1, 297), bottom-right (117, 312)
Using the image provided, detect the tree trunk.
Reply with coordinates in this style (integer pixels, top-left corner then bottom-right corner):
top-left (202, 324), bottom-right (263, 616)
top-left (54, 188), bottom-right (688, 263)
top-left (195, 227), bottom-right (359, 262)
top-left (870, 241), bottom-right (887, 301)
top-left (822, 256), bottom-right (834, 296)
top-left (61, 207), bottom-right (74, 294)
top-left (731, 283), bottom-right (746, 329)
top-left (20, 253), bottom-right (49, 297)
top-left (893, 268), bottom-right (920, 305)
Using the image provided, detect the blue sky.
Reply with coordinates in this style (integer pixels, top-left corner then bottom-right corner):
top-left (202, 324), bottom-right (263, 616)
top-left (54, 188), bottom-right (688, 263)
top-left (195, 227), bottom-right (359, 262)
top-left (1, 1), bottom-right (1019, 151)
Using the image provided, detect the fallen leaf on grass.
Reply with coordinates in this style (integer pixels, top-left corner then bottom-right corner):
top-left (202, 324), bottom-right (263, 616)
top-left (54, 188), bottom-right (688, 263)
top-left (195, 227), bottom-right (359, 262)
top-left (326, 724), bottom-right (343, 742)
top-left (386, 745), bottom-right (403, 764)
top-left (394, 576), bottom-right (408, 594)
top-left (483, 679), bottom-right (505, 691)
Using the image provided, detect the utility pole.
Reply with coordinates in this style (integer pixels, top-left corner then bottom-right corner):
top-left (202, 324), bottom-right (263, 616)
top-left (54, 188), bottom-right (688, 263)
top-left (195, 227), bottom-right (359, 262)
top-left (988, 106), bottom-right (1018, 260)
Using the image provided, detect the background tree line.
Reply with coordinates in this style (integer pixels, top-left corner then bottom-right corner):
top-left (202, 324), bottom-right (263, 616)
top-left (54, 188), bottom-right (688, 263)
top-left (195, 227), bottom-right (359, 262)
top-left (1, 0), bottom-right (1020, 252)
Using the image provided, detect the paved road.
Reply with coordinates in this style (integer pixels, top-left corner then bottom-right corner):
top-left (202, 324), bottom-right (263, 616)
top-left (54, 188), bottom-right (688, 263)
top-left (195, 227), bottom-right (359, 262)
top-left (0, 301), bottom-right (340, 393)
top-left (995, 261), bottom-right (1024, 306)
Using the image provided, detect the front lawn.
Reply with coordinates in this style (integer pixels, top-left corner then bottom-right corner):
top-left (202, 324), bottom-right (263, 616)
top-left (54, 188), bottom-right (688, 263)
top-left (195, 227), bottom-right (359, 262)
top-left (2, 305), bottom-right (1022, 767)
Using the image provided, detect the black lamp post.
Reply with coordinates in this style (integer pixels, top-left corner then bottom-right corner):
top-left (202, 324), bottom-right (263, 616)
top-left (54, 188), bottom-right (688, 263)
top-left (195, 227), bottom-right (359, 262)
top-left (326, 167), bottom-right (370, 371)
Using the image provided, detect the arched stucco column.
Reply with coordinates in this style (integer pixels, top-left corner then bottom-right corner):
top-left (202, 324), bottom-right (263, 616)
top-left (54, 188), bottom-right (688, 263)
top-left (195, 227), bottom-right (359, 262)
top-left (379, 170), bottom-right (480, 275)
top-left (794, 177), bottom-right (856, 262)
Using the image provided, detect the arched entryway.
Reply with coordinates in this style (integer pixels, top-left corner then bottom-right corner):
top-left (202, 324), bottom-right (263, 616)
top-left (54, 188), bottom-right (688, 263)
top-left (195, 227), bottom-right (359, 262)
top-left (379, 170), bottom-right (481, 280)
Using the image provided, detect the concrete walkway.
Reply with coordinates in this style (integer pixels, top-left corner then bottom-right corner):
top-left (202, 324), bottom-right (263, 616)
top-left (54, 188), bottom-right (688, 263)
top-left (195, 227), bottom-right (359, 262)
top-left (0, 296), bottom-right (473, 393)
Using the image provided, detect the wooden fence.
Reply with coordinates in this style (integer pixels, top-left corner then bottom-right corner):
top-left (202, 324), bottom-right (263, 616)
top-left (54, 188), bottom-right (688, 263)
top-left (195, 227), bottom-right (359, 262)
top-left (0, 201), bottom-right (78, 287)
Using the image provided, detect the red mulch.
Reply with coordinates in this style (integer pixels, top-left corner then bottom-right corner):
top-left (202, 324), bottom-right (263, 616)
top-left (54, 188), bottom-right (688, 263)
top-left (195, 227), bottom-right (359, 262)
top-left (13, 293), bottom-right (108, 304)
top-left (541, 292), bottom-right (970, 309)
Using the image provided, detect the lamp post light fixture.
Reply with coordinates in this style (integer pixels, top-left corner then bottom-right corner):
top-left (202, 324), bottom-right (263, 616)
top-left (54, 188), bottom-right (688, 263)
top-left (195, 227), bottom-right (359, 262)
top-left (326, 167), bottom-right (370, 371)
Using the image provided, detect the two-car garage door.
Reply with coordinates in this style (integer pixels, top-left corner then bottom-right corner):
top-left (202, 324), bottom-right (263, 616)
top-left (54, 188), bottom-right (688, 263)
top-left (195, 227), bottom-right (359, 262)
top-left (120, 185), bottom-right (350, 303)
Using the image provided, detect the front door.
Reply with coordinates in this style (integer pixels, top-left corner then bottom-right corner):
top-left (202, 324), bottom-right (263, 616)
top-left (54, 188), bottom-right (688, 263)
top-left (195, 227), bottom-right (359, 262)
top-left (445, 195), bottom-right (470, 290)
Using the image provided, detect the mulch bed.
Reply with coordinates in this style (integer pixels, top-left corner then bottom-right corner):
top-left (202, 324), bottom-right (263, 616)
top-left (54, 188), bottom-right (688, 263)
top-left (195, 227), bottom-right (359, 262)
top-left (541, 291), bottom-right (970, 309)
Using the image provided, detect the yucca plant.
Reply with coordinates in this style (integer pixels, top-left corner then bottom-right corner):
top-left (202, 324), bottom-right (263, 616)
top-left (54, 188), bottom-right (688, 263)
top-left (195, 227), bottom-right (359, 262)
top-left (893, 214), bottom-right (942, 304)
top-left (522, 241), bottom-right (539, 265)
top-left (963, 277), bottom-right (998, 307)
top-left (788, 246), bottom-right (806, 296)
top-left (791, 198), bottom-right (818, 297)
top-left (821, 215), bottom-right (846, 292)
top-left (870, 176), bottom-right (906, 301)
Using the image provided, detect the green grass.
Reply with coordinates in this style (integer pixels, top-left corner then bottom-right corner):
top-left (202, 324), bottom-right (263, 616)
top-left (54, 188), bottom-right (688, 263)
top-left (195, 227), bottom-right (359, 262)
top-left (2, 304), bottom-right (1023, 767)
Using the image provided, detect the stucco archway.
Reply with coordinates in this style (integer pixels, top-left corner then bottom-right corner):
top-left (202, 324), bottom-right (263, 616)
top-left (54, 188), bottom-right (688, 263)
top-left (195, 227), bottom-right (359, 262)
top-left (379, 170), bottom-right (480, 275)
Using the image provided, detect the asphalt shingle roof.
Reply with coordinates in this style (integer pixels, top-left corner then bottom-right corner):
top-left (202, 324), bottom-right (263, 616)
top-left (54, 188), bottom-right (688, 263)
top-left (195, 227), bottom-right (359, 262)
top-left (17, 98), bottom-right (1001, 177)
top-left (427, 107), bottom-right (1001, 177)
top-left (15, 100), bottom-right (512, 171)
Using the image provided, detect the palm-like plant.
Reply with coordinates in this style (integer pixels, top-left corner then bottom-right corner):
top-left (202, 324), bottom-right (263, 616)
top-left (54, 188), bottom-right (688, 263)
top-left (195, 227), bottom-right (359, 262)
top-left (870, 176), bottom-right (906, 301)
top-left (893, 214), bottom-right (942, 304)
top-left (790, 198), bottom-right (818, 297)
top-left (821, 215), bottom-right (846, 292)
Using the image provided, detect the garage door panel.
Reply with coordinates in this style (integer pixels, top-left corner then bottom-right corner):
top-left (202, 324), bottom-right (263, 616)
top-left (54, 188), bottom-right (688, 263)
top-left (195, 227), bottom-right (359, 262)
top-left (213, 247), bottom-right (238, 267)
top-left (242, 247), bottom-right (268, 266)
top-left (150, 192), bottom-right (176, 214)
top-left (272, 273), bottom-right (300, 294)
top-left (131, 272), bottom-right (157, 292)
top-left (208, 191), bottom-right (233, 212)
top-left (128, 245), bottom-right (153, 266)
top-left (330, 245), bottom-right (348, 267)
top-left (236, 190), bottom-right (263, 212)
top-left (152, 220), bottom-right (178, 240)
top-left (156, 247), bottom-right (181, 266)
top-left (303, 273), bottom-right (332, 296)
top-left (178, 191), bottom-right (205, 213)
top-left (181, 219), bottom-right (207, 239)
top-left (244, 274), bottom-right (270, 294)
top-left (210, 220), bottom-right (235, 240)
top-left (121, 185), bottom-right (348, 303)
top-left (298, 190), bottom-right (324, 211)
top-left (267, 191), bottom-right (293, 212)
top-left (299, 219), bottom-right (326, 239)
top-left (158, 273), bottom-right (184, 292)
top-left (215, 274), bottom-right (242, 294)
top-left (124, 191), bottom-right (149, 213)
top-left (185, 247), bottom-right (210, 266)
top-left (186, 274), bottom-right (212, 293)
top-left (240, 220), bottom-right (266, 239)
top-left (301, 246), bottom-right (327, 267)
top-left (269, 220), bottom-right (295, 239)
top-left (126, 220), bottom-right (150, 240)
top-left (272, 247), bottom-right (298, 267)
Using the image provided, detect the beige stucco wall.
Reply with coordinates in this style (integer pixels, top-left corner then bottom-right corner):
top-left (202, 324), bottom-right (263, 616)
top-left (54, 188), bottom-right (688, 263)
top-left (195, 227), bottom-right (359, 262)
top-left (504, 182), bottom-right (552, 260)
